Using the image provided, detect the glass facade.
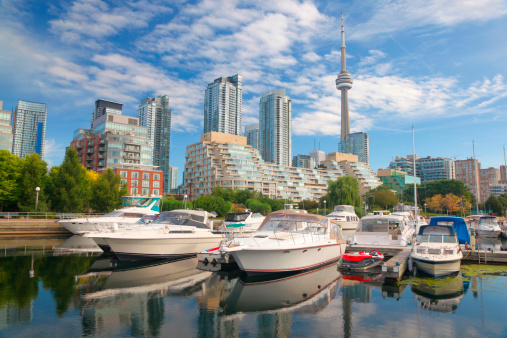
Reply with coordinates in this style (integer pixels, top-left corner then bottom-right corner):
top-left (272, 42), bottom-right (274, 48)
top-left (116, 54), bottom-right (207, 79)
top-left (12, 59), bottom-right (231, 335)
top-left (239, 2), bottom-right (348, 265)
top-left (338, 132), bottom-right (369, 165)
top-left (0, 105), bottom-right (13, 152)
top-left (204, 75), bottom-right (242, 135)
top-left (12, 100), bottom-right (47, 159)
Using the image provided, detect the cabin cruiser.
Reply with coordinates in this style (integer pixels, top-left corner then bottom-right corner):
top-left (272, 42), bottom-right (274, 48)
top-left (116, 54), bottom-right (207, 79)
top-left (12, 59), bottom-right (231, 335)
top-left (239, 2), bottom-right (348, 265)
top-left (428, 216), bottom-right (470, 244)
top-left (352, 215), bottom-right (415, 247)
top-left (326, 205), bottom-right (359, 230)
top-left (475, 216), bottom-right (502, 238)
top-left (218, 210), bottom-right (347, 275)
top-left (411, 224), bottom-right (462, 277)
top-left (221, 211), bottom-right (265, 232)
top-left (84, 209), bottom-right (223, 260)
top-left (59, 196), bottom-right (160, 234)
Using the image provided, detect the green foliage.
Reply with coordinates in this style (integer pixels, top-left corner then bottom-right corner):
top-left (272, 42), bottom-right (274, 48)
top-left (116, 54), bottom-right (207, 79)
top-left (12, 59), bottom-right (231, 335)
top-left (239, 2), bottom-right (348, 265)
top-left (0, 150), bottom-right (23, 211)
top-left (245, 199), bottom-right (272, 215)
top-left (234, 189), bottom-right (256, 204)
top-left (193, 195), bottom-right (231, 216)
top-left (46, 148), bottom-right (89, 212)
top-left (161, 196), bottom-right (193, 211)
top-left (327, 176), bottom-right (362, 209)
top-left (89, 169), bottom-right (127, 213)
top-left (364, 185), bottom-right (398, 210)
top-left (403, 179), bottom-right (472, 204)
top-left (298, 200), bottom-right (319, 210)
top-left (484, 195), bottom-right (504, 216)
top-left (17, 153), bottom-right (49, 212)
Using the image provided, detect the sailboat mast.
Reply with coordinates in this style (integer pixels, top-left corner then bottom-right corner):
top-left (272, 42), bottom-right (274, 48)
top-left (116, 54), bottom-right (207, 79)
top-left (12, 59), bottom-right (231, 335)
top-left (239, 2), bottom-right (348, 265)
top-left (412, 126), bottom-right (418, 220)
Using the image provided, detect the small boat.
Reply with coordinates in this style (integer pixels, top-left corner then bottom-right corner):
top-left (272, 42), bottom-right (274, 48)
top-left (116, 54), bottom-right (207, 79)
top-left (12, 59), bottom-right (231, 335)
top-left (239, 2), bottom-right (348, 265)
top-left (60, 196), bottom-right (160, 234)
top-left (475, 216), bottom-right (503, 238)
top-left (411, 224), bottom-right (463, 277)
top-left (326, 205), bottom-right (359, 230)
top-left (221, 211), bottom-right (265, 232)
top-left (338, 250), bottom-right (384, 270)
top-left (219, 210), bottom-right (347, 275)
top-left (352, 215), bottom-right (415, 247)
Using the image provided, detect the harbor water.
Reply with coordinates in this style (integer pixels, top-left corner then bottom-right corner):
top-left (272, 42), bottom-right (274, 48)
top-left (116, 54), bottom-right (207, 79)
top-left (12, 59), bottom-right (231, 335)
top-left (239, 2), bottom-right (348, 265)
top-left (1, 236), bottom-right (507, 337)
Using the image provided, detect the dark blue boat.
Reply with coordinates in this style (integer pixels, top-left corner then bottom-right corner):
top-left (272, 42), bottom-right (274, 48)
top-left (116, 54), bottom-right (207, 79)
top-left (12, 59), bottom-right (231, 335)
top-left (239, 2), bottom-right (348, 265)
top-left (428, 216), bottom-right (470, 244)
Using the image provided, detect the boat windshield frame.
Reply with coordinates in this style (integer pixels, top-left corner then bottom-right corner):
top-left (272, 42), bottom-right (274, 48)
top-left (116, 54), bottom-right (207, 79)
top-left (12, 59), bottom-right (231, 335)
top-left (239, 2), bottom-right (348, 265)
top-left (357, 217), bottom-right (404, 233)
top-left (259, 215), bottom-right (327, 234)
top-left (416, 234), bottom-right (457, 244)
top-left (225, 213), bottom-right (250, 222)
top-left (152, 211), bottom-right (208, 229)
top-left (479, 217), bottom-right (498, 226)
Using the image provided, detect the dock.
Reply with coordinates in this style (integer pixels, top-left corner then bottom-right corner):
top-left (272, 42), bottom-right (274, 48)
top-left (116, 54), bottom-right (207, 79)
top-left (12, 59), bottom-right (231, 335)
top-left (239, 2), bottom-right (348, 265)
top-left (0, 219), bottom-right (71, 235)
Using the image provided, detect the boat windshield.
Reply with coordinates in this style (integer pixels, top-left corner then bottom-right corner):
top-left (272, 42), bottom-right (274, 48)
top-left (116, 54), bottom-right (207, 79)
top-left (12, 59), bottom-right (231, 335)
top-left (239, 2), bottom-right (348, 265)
top-left (225, 213), bottom-right (249, 222)
top-left (480, 217), bottom-right (498, 226)
top-left (101, 210), bottom-right (124, 217)
top-left (259, 216), bottom-right (327, 234)
top-left (333, 205), bottom-right (355, 213)
top-left (417, 235), bottom-right (457, 244)
top-left (357, 218), bottom-right (402, 233)
top-left (152, 212), bottom-right (207, 228)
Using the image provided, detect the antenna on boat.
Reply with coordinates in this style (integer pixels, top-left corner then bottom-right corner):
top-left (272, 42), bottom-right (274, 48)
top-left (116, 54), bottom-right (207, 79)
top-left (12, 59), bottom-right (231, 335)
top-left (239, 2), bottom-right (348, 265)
top-left (412, 126), bottom-right (418, 222)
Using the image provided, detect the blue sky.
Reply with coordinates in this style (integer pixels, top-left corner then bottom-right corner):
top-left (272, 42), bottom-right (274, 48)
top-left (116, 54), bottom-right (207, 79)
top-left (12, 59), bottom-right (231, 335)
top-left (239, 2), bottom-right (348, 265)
top-left (1, 0), bottom-right (506, 184)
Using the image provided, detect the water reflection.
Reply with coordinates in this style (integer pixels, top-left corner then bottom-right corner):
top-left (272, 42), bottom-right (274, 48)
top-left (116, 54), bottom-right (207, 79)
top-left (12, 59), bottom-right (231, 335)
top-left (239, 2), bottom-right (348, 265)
top-left (53, 235), bottom-right (102, 253)
top-left (411, 273), bottom-right (467, 313)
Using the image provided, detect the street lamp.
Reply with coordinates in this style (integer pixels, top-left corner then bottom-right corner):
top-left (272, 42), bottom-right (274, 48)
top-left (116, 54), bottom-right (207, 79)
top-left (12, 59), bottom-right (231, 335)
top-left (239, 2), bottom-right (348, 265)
top-left (323, 200), bottom-right (327, 216)
top-left (184, 194), bottom-right (188, 210)
top-left (424, 203), bottom-right (427, 216)
top-left (35, 187), bottom-right (40, 211)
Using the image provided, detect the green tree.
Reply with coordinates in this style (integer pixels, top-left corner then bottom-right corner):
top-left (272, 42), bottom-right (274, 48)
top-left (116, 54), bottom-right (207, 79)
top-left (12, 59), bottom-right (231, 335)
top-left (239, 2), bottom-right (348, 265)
top-left (371, 190), bottom-right (398, 210)
top-left (193, 195), bottom-right (231, 216)
top-left (17, 153), bottom-right (49, 212)
top-left (484, 195), bottom-right (504, 216)
top-left (161, 196), bottom-right (193, 211)
top-left (90, 169), bottom-right (127, 213)
top-left (245, 199), bottom-right (272, 215)
top-left (327, 176), bottom-right (362, 209)
top-left (0, 150), bottom-right (23, 211)
top-left (234, 189), bottom-right (255, 204)
top-left (403, 179), bottom-right (472, 204)
top-left (47, 148), bottom-right (89, 212)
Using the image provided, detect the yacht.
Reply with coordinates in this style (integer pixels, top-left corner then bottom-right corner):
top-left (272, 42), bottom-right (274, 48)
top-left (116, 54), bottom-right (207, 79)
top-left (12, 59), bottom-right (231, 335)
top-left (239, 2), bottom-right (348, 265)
top-left (59, 196), bottom-right (160, 234)
top-left (85, 209), bottom-right (223, 260)
top-left (221, 211), bottom-right (265, 232)
top-left (219, 210), bottom-right (347, 275)
top-left (352, 214), bottom-right (415, 247)
top-left (411, 224), bottom-right (462, 277)
top-left (475, 216), bottom-right (503, 238)
top-left (325, 205), bottom-right (359, 230)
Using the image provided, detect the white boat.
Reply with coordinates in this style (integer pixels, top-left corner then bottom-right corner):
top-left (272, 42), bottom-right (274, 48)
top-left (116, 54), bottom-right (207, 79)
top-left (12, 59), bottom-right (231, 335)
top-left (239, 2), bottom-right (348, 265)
top-left (221, 211), bottom-right (265, 232)
top-left (59, 196), bottom-right (160, 234)
top-left (411, 224), bottom-right (462, 277)
top-left (352, 215), bottom-right (415, 247)
top-left (326, 205), bottom-right (359, 230)
top-left (85, 209), bottom-right (224, 260)
top-left (219, 210), bottom-right (347, 275)
top-left (475, 216), bottom-right (503, 238)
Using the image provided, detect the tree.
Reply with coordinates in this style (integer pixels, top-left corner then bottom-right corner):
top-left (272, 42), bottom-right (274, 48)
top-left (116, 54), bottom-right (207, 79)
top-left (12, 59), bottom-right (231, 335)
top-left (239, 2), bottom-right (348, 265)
top-left (17, 153), bottom-right (49, 212)
top-left (90, 169), bottom-right (127, 213)
top-left (371, 190), bottom-right (398, 210)
top-left (0, 150), bottom-right (23, 211)
top-left (47, 148), bottom-right (89, 212)
top-left (484, 195), bottom-right (504, 216)
top-left (245, 199), bottom-right (272, 215)
top-left (441, 193), bottom-right (461, 214)
top-left (327, 176), bottom-right (362, 209)
top-left (161, 196), bottom-right (192, 211)
top-left (426, 194), bottom-right (443, 214)
top-left (193, 195), bottom-right (232, 216)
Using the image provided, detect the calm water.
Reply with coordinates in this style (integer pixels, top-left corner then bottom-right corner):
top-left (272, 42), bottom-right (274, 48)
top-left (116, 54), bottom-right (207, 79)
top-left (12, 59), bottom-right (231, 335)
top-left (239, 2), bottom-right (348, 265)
top-left (1, 236), bottom-right (507, 337)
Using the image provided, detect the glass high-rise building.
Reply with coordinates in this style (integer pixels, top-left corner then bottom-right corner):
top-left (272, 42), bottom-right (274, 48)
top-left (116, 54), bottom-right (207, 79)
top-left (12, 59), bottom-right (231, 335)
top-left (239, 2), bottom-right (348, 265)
top-left (0, 101), bottom-right (13, 152)
top-left (12, 100), bottom-right (47, 159)
top-left (204, 74), bottom-right (242, 135)
top-left (91, 99), bottom-right (123, 127)
top-left (338, 132), bottom-right (369, 165)
top-left (137, 96), bottom-right (172, 193)
top-left (244, 123), bottom-right (259, 149)
top-left (168, 166), bottom-right (178, 191)
top-left (259, 89), bottom-right (292, 166)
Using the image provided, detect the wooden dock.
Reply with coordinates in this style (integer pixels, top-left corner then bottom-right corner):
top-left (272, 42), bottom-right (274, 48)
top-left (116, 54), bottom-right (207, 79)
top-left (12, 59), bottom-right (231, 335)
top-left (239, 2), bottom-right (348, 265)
top-left (381, 248), bottom-right (412, 281)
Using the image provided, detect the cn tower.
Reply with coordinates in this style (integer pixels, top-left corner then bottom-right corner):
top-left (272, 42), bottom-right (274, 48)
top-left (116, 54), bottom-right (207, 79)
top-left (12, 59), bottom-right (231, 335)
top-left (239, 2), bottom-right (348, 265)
top-left (335, 12), bottom-right (353, 142)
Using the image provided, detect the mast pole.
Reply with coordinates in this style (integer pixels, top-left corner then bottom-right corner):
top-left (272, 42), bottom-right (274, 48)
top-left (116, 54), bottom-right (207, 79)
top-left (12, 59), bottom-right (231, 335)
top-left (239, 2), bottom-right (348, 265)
top-left (412, 126), bottom-right (418, 221)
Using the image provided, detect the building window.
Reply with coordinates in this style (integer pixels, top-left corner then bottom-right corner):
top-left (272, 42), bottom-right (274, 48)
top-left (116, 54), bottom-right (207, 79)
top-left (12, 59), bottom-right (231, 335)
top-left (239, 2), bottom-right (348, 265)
top-left (120, 171), bottom-right (128, 178)
top-left (143, 173), bottom-right (150, 180)
top-left (132, 172), bottom-right (139, 179)
top-left (120, 179), bottom-right (127, 186)
top-left (131, 188), bottom-right (138, 195)
top-left (154, 174), bottom-right (160, 180)
top-left (142, 180), bottom-right (150, 187)
top-left (131, 180), bottom-right (138, 187)
top-left (153, 181), bottom-right (160, 188)
top-left (153, 189), bottom-right (160, 195)
top-left (142, 188), bottom-right (150, 195)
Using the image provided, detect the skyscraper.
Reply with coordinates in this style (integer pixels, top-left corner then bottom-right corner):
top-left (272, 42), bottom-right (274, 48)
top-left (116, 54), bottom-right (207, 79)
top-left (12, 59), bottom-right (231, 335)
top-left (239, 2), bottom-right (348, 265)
top-left (244, 123), bottom-right (259, 149)
top-left (335, 13), bottom-right (353, 142)
top-left (0, 101), bottom-right (13, 152)
top-left (137, 95), bottom-right (172, 193)
top-left (204, 74), bottom-right (242, 135)
top-left (455, 158), bottom-right (481, 202)
top-left (91, 99), bottom-right (123, 127)
top-left (339, 132), bottom-right (369, 165)
top-left (12, 100), bottom-right (47, 159)
top-left (259, 89), bottom-right (292, 166)
top-left (309, 149), bottom-right (325, 167)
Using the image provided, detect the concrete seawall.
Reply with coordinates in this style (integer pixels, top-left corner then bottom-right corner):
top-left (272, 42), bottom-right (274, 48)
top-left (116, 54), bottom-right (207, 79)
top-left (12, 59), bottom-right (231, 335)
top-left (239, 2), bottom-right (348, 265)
top-left (0, 219), bottom-right (71, 235)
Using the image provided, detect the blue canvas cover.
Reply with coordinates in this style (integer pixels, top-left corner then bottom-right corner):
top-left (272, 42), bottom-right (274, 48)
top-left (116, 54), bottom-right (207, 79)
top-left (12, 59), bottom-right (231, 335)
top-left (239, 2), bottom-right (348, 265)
top-left (429, 216), bottom-right (470, 244)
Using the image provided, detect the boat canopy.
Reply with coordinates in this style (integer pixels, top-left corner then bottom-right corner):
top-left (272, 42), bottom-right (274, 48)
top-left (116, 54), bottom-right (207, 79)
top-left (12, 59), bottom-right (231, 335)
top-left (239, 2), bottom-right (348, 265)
top-left (121, 196), bottom-right (161, 212)
top-left (418, 225), bottom-right (455, 236)
top-left (356, 216), bottom-right (405, 233)
top-left (429, 216), bottom-right (470, 244)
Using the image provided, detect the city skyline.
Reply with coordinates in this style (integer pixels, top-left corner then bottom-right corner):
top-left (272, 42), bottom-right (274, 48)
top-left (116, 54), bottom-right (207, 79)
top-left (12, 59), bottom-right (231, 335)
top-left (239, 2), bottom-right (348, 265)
top-left (1, 0), bottom-right (506, 182)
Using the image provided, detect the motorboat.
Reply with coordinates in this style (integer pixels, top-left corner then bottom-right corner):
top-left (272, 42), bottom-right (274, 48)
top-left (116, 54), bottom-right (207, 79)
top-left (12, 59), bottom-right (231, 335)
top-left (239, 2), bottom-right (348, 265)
top-left (475, 216), bottom-right (502, 238)
top-left (326, 205), bottom-right (359, 230)
top-left (218, 210), bottom-right (347, 275)
top-left (412, 273), bottom-right (465, 313)
top-left (428, 216), bottom-right (470, 244)
top-left (220, 211), bottom-right (265, 232)
top-left (59, 196), bottom-right (160, 234)
top-left (411, 224), bottom-right (462, 277)
top-left (85, 210), bottom-right (223, 260)
top-left (352, 215), bottom-right (415, 247)
top-left (338, 250), bottom-right (384, 270)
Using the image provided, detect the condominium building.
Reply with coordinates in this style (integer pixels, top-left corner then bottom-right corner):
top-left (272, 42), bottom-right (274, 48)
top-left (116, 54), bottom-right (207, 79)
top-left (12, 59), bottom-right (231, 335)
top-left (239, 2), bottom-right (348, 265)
top-left (292, 154), bottom-right (315, 169)
top-left (389, 155), bottom-right (455, 182)
top-left (107, 164), bottom-right (163, 196)
top-left (184, 132), bottom-right (381, 201)
top-left (12, 100), bottom-right (47, 159)
top-left (259, 89), bottom-right (292, 166)
top-left (168, 166), bottom-right (178, 192)
top-left (455, 158), bottom-right (481, 202)
top-left (244, 123), bottom-right (259, 149)
top-left (0, 101), bottom-right (13, 152)
top-left (309, 149), bottom-right (325, 167)
top-left (204, 75), bottom-right (242, 135)
top-left (338, 132), bottom-right (369, 165)
top-left (377, 169), bottom-right (420, 196)
top-left (480, 167), bottom-right (500, 201)
top-left (91, 99), bottom-right (123, 127)
top-left (70, 113), bottom-right (152, 172)
top-left (137, 95), bottom-right (172, 193)
top-left (490, 184), bottom-right (507, 198)
top-left (500, 165), bottom-right (507, 183)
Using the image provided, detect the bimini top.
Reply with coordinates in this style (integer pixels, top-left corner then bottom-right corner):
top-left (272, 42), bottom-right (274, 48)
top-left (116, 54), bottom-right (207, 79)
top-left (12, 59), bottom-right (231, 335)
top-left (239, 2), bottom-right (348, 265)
top-left (418, 225), bottom-right (455, 236)
top-left (429, 216), bottom-right (470, 244)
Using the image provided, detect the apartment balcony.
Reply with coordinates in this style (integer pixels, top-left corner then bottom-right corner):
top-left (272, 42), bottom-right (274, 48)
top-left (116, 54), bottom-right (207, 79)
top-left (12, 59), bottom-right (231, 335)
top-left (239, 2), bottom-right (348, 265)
top-left (123, 154), bottom-right (140, 160)
top-left (86, 148), bottom-right (94, 153)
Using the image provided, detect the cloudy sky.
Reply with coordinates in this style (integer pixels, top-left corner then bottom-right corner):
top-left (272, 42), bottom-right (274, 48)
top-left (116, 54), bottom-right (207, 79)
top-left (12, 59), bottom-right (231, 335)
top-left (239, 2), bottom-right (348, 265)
top-left (1, 0), bottom-right (506, 181)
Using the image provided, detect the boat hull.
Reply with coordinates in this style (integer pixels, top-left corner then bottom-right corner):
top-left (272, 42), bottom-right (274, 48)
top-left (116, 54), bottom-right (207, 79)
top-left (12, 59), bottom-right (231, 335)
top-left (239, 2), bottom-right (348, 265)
top-left (414, 259), bottom-right (461, 277)
top-left (229, 243), bottom-right (345, 275)
top-left (106, 236), bottom-right (223, 261)
top-left (476, 229), bottom-right (502, 238)
top-left (60, 219), bottom-right (139, 234)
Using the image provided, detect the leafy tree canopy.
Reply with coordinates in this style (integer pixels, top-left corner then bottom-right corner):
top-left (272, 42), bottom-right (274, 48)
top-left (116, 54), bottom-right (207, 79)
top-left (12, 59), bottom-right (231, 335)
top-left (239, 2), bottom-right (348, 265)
top-left (17, 153), bottom-right (49, 212)
top-left (327, 176), bottom-right (362, 209)
top-left (0, 150), bottom-right (23, 211)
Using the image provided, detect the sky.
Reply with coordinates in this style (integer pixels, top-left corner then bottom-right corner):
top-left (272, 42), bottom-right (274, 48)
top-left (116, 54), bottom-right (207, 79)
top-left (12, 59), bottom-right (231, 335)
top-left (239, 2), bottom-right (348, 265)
top-left (1, 0), bottom-right (507, 184)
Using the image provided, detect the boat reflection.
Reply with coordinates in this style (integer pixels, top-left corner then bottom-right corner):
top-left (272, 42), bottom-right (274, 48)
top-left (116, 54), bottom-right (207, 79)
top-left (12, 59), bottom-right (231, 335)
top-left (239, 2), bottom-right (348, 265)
top-left (53, 235), bottom-right (103, 253)
top-left (476, 237), bottom-right (503, 252)
top-left (219, 263), bottom-right (342, 315)
top-left (341, 268), bottom-right (407, 301)
top-left (411, 273), bottom-right (466, 313)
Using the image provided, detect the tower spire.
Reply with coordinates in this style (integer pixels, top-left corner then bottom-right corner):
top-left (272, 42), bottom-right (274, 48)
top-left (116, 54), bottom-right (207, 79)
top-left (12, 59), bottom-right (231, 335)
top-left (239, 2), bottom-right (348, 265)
top-left (336, 12), bottom-right (353, 141)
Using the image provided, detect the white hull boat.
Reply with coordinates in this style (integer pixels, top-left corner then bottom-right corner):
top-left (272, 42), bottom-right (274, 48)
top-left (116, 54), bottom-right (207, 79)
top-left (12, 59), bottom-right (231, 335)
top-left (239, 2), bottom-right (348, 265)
top-left (476, 216), bottom-right (502, 238)
top-left (220, 210), bottom-right (347, 275)
top-left (413, 259), bottom-right (461, 277)
top-left (326, 205), bottom-right (359, 231)
top-left (352, 215), bottom-right (415, 247)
